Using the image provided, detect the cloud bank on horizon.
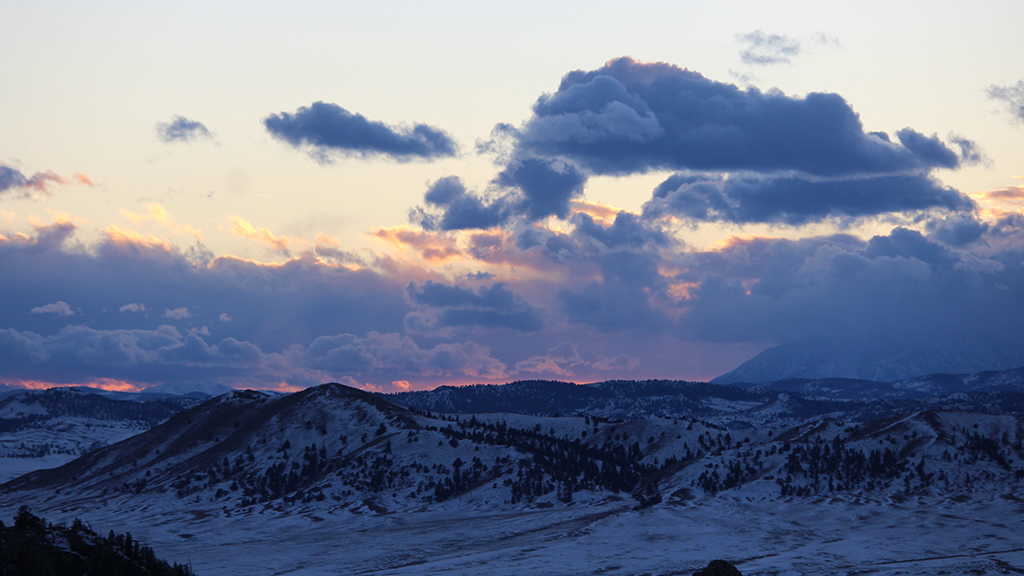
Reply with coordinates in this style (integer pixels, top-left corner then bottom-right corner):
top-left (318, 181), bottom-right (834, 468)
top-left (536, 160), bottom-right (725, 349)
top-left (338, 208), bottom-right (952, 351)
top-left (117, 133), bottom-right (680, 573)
top-left (2, 56), bottom-right (1023, 393)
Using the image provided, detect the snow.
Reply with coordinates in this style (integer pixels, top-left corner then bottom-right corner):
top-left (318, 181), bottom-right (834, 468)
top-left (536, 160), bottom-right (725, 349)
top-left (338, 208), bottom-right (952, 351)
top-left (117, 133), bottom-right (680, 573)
top-left (2, 490), bottom-right (1023, 575)
top-left (0, 417), bottom-right (149, 482)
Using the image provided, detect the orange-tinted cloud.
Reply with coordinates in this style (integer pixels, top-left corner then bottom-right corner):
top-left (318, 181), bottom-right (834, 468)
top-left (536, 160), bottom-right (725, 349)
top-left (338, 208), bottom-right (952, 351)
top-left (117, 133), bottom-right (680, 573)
top-left (569, 199), bottom-right (627, 224)
top-left (982, 186), bottom-right (1024, 201)
top-left (103, 225), bottom-right (175, 250)
top-left (4, 378), bottom-right (142, 392)
top-left (371, 226), bottom-right (463, 262)
top-left (224, 215), bottom-right (306, 255)
top-left (122, 203), bottom-right (202, 241)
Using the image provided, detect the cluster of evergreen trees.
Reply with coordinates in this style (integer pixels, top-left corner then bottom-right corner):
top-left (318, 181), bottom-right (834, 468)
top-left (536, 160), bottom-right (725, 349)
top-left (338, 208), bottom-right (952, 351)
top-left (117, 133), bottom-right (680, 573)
top-left (0, 507), bottom-right (195, 575)
top-left (428, 417), bottom-right (661, 503)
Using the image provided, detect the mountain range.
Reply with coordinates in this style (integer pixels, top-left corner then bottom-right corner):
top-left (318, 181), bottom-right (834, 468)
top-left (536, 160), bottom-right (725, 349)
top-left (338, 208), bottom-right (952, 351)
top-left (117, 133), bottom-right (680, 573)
top-left (712, 336), bottom-right (1024, 384)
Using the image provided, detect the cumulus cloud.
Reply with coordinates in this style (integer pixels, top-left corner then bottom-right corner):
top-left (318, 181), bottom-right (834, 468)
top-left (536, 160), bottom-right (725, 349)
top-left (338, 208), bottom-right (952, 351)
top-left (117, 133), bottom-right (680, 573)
top-left (156, 116), bottom-right (213, 143)
top-left (30, 301), bottom-right (74, 316)
top-left (404, 280), bottom-right (544, 335)
top-left (515, 341), bottom-right (584, 376)
top-left (264, 101), bottom-right (458, 162)
top-left (219, 313), bottom-right (232, 322)
top-left (988, 80), bottom-right (1024, 124)
top-left (413, 158), bottom-right (587, 231)
top-left (510, 57), bottom-right (961, 178)
top-left (642, 173), bottom-right (973, 225)
top-left (120, 303), bottom-right (147, 313)
top-left (164, 308), bottom-right (191, 319)
top-left (416, 58), bottom-right (975, 232)
top-left (413, 176), bottom-right (511, 231)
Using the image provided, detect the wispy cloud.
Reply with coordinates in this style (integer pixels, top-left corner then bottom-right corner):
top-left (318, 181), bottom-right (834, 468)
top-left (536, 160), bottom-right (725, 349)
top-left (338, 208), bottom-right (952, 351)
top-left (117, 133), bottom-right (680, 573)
top-left (988, 80), bottom-right (1024, 124)
top-left (1, 164), bottom-right (94, 199)
top-left (156, 115), bottom-right (213, 143)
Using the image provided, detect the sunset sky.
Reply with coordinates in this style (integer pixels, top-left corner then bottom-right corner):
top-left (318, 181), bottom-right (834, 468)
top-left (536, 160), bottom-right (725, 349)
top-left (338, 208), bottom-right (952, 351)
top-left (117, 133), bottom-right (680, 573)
top-left (2, 1), bottom-right (1023, 392)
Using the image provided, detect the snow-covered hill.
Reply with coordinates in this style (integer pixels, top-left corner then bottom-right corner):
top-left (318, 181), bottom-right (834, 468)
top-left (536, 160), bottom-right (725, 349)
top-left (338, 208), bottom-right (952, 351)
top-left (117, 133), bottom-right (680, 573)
top-left (3, 381), bottom-right (1024, 575)
top-left (0, 387), bottom-right (202, 482)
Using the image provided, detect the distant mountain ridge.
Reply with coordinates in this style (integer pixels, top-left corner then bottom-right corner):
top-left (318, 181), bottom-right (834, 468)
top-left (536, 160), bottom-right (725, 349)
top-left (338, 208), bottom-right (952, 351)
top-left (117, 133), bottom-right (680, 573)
top-left (385, 367), bottom-right (1024, 423)
top-left (712, 336), bottom-right (1024, 384)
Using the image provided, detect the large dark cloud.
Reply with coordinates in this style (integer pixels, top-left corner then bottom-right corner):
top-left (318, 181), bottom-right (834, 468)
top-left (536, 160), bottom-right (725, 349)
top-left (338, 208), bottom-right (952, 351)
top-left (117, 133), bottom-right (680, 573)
top-left (0, 223), bottom-right (400, 371)
top-left (511, 57), bottom-right (963, 177)
top-left (418, 58), bottom-right (977, 232)
top-left (264, 101), bottom-right (457, 161)
top-left (557, 250), bottom-right (672, 333)
top-left (643, 173), bottom-right (974, 225)
top-left (0, 223), bottom-right (515, 387)
top-left (404, 281), bottom-right (544, 334)
top-left (156, 116), bottom-right (212, 143)
top-left (677, 229), bottom-right (1024, 347)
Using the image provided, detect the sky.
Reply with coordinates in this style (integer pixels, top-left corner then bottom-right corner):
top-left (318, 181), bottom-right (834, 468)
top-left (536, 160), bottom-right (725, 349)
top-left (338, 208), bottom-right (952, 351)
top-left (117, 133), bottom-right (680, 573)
top-left (1, 0), bottom-right (1023, 392)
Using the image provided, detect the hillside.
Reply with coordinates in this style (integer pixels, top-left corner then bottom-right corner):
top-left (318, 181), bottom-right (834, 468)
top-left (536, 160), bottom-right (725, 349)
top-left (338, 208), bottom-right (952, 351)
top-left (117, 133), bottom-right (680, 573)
top-left (0, 507), bottom-right (195, 576)
top-left (0, 387), bottom-right (200, 482)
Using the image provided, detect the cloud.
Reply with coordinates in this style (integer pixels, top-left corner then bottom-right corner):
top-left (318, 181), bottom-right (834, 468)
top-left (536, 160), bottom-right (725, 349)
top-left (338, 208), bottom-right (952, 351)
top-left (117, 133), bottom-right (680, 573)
top-left (642, 173), bottom-right (974, 225)
top-left (120, 303), bottom-right (147, 313)
top-left (219, 313), bottom-right (232, 322)
top-left (224, 215), bottom-right (300, 255)
top-left (156, 116), bottom-right (213, 143)
top-left (574, 211), bottom-right (670, 248)
top-left (30, 301), bottom-right (74, 316)
top-left (413, 176), bottom-right (512, 231)
top-left (510, 57), bottom-right (961, 177)
top-left (372, 225), bottom-right (464, 261)
top-left (121, 203), bottom-right (202, 241)
top-left (675, 229), bottom-right (1024, 348)
top-left (737, 31), bottom-right (840, 66)
top-left (263, 101), bottom-right (458, 162)
top-left (515, 341), bottom-right (584, 376)
top-left (1, 164), bottom-right (94, 199)
top-left (164, 308), bottom-right (191, 319)
top-left (592, 353), bottom-right (640, 370)
top-left (495, 158), bottom-right (587, 221)
top-left (305, 331), bottom-right (505, 379)
top-left (413, 158), bottom-right (587, 231)
top-left (557, 250), bottom-right (673, 333)
top-left (988, 80), bottom-right (1024, 124)
top-left (404, 280), bottom-right (544, 334)
top-left (0, 222), bottom-right (416, 381)
top-left (737, 31), bottom-right (802, 65)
